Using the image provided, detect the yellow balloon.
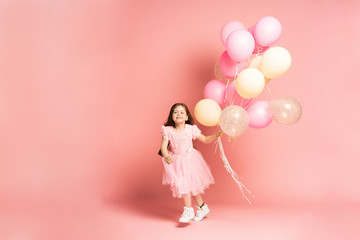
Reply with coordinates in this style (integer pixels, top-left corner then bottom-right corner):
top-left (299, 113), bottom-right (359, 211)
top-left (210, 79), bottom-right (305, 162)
top-left (194, 99), bottom-right (222, 126)
top-left (260, 47), bottom-right (292, 78)
top-left (235, 68), bottom-right (265, 98)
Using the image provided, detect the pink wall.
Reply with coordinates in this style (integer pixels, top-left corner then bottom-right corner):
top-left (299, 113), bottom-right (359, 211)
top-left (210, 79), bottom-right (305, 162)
top-left (1, 0), bottom-right (360, 225)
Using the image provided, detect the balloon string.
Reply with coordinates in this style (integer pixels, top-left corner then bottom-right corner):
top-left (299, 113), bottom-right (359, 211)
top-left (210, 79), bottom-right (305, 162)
top-left (246, 101), bottom-right (259, 112)
top-left (235, 63), bottom-right (240, 77)
top-left (245, 56), bottom-right (251, 67)
top-left (243, 98), bottom-right (252, 110)
top-left (215, 137), bottom-right (255, 205)
top-left (224, 78), bottom-right (230, 107)
top-left (266, 85), bottom-right (273, 99)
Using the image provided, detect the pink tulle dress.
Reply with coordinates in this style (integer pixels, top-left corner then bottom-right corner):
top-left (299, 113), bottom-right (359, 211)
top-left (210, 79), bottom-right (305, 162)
top-left (161, 124), bottom-right (215, 198)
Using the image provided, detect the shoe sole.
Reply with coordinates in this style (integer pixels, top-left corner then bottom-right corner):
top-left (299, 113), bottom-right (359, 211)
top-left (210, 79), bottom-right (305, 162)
top-left (179, 217), bottom-right (194, 223)
top-left (194, 210), bottom-right (210, 221)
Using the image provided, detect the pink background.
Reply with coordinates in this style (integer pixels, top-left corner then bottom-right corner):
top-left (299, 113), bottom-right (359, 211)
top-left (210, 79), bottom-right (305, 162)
top-left (1, 0), bottom-right (360, 239)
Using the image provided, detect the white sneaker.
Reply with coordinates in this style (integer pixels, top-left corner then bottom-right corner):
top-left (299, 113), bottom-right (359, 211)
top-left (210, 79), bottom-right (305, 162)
top-left (179, 207), bottom-right (195, 223)
top-left (194, 204), bottom-right (210, 221)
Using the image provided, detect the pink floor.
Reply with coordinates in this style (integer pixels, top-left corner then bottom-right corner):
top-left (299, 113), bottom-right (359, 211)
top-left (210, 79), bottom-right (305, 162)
top-left (110, 201), bottom-right (360, 240)
top-left (3, 199), bottom-right (360, 240)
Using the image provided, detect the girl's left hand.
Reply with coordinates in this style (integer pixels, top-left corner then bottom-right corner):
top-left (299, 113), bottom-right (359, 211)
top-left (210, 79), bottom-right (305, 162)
top-left (164, 155), bottom-right (173, 164)
top-left (217, 130), bottom-right (224, 138)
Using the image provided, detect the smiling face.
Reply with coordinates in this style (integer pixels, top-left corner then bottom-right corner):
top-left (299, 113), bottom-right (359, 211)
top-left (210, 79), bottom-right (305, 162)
top-left (172, 105), bottom-right (188, 125)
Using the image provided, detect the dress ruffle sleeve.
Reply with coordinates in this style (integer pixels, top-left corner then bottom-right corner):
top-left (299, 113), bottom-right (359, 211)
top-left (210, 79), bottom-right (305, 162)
top-left (192, 125), bottom-right (201, 140)
top-left (161, 125), bottom-right (169, 140)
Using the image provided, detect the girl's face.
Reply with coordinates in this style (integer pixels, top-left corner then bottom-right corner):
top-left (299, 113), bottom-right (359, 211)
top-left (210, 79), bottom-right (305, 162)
top-left (172, 105), bottom-right (188, 125)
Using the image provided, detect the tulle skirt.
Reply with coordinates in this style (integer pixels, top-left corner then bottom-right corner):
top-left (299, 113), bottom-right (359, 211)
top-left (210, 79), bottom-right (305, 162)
top-left (162, 148), bottom-right (215, 198)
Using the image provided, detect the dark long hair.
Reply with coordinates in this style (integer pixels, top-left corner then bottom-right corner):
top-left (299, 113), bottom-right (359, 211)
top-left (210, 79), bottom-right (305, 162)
top-left (158, 103), bottom-right (194, 156)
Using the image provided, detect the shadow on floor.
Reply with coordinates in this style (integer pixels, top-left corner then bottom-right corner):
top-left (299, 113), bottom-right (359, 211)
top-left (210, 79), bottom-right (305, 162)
top-left (108, 174), bottom-right (183, 223)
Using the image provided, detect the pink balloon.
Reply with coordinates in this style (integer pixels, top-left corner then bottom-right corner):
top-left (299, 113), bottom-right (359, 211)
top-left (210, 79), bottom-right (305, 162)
top-left (225, 80), bottom-right (253, 109)
top-left (203, 80), bottom-right (227, 106)
top-left (220, 21), bottom-right (246, 46)
top-left (254, 16), bottom-right (282, 47)
top-left (226, 29), bottom-right (255, 62)
top-left (219, 51), bottom-right (247, 78)
top-left (248, 26), bottom-right (269, 54)
top-left (247, 101), bottom-right (273, 129)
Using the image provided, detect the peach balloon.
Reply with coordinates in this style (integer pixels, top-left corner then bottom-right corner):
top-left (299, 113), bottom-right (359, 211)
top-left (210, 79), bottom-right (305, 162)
top-left (214, 61), bottom-right (228, 81)
top-left (260, 47), bottom-right (292, 78)
top-left (248, 55), bottom-right (262, 68)
top-left (248, 55), bottom-right (271, 84)
top-left (235, 68), bottom-right (265, 98)
top-left (194, 99), bottom-right (222, 127)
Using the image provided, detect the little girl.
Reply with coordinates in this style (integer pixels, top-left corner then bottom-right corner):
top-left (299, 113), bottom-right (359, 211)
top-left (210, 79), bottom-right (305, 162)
top-left (159, 103), bottom-right (223, 223)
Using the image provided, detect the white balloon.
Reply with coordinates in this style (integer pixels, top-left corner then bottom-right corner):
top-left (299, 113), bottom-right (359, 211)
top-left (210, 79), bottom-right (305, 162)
top-left (219, 105), bottom-right (249, 138)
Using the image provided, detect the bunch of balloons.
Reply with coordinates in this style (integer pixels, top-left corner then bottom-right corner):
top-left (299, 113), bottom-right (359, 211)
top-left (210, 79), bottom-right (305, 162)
top-left (195, 16), bottom-right (302, 138)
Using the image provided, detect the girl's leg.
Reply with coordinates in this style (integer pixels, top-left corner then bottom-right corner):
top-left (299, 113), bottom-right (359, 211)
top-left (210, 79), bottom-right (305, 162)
top-left (193, 194), bottom-right (204, 206)
top-left (179, 194), bottom-right (195, 222)
top-left (182, 194), bottom-right (192, 207)
top-left (193, 194), bottom-right (209, 221)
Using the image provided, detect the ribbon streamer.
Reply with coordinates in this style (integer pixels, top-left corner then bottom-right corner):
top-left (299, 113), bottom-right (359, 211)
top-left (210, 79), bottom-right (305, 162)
top-left (215, 137), bottom-right (255, 205)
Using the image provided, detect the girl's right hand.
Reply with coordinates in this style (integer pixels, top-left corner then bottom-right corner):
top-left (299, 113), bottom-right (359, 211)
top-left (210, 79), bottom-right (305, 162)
top-left (217, 130), bottom-right (224, 138)
top-left (164, 155), bottom-right (173, 164)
